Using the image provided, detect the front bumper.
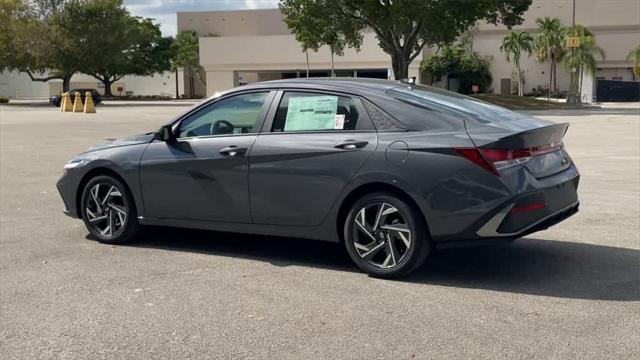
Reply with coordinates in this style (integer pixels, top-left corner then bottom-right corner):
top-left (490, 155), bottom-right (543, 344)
top-left (57, 172), bottom-right (82, 218)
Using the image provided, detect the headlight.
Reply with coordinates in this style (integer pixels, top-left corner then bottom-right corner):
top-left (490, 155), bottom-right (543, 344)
top-left (63, 158), bottom-right (88, 171)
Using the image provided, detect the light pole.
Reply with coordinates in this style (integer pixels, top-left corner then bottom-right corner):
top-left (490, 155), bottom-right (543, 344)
top-left (569, 0), bottom-right (578, 103)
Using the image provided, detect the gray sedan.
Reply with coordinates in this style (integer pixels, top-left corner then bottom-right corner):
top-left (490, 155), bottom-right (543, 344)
top-left (57, 78), bottom-right (579, 277)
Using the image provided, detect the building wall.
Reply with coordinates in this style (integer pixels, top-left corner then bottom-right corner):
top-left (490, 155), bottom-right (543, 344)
top-left (469, 0), bottom-right (640, 93)
top-left (472, 32), bottom-right (570, 94)
top-left (0, 71), bottom-right (51, 99)
top-left (470, 26), bottom-right (639, 94)
top-left (597, 68), bottom-right (635, 81)
top-left (198, 32), bottom-right (421, 95)
top-left (0, 70), bottom-right (184, 99)
top-left (120, 72), bottom-right (180, 97)
top-left (6, 1), bottom-right (634, 100)
top-left (185, 0), bottom-right (639, 97)
top-left (475, 0), bottom-right (639, 31)
top-left (178, 8), bottom-right (289, 37)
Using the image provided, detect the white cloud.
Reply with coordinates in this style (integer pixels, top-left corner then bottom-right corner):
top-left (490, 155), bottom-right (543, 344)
top-left (243, 0), bottom-right (280, 9)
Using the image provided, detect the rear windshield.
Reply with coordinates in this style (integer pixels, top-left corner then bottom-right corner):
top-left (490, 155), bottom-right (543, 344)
top-left (386, 85), bottom-right (523, 124)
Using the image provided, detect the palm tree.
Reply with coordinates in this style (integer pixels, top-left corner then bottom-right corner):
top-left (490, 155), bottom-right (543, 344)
top-left (534, 17), bottom-right (565, 100)
top-left (563, 25), bottom-right (605, 102)
top-left (500, 30), bottom-right (534, 96)
top-left (626, 45), bottom-right (640, 80)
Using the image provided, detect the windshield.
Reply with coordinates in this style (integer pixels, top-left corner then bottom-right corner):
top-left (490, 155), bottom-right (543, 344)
top-left (387, 84), bottom-right (526, 124)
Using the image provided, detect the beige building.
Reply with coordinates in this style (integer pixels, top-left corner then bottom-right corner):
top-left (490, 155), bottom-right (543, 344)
top-left (0, 70), bottom-right (186, 100)
top-left (472, 0), bottom-right (639, 99)
top-left (178, 0), bottom-right (639, 100)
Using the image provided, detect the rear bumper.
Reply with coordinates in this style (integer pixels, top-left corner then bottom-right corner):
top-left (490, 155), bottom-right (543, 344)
top-left (475, 174), bottom-right (579, 238)
top-left (433, 174), bottom-right (579, 248)
top-left (476, 200), bottom-right (579, 238)
top-left (435, 201), bottom-right (579, 249)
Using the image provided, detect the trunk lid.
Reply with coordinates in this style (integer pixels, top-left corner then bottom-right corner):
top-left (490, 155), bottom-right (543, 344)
top-left (465, 119), bottom-right (571, 179)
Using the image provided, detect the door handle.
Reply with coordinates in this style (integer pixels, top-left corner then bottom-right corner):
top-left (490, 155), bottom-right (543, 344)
top-left (219, 145), bottom-right (247, 156)
top-left (334, 140), bottom-right (369, 150)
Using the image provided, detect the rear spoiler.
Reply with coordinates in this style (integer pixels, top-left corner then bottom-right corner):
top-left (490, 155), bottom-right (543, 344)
top-left (480, 123), bottom-right (569, 149)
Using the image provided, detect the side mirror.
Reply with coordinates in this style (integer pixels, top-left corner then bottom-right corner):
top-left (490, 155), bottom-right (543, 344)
top-left (157, 124), bottom-right (175, 142)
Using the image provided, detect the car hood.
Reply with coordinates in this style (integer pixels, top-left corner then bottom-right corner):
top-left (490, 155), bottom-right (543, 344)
top-left (84, 132), bottom-right (155, 153)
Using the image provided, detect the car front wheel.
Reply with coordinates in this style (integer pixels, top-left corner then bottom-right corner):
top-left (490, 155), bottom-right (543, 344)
top-left (80, 175), bottom-right (139, 244)
top-left (344, 192), bottom-right (430, 278)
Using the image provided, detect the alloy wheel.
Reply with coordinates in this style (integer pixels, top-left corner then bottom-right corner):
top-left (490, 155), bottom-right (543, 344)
top-left (352, 202), bottom-right (412, 269)
top-left (85, 183), bottom-right (128, 238)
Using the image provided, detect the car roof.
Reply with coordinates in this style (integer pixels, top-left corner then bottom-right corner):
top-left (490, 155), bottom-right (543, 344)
top-left (238, 77), bottom-right (404, 96)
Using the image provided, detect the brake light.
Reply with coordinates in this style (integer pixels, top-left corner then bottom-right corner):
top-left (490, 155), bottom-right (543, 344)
top-left (511, 202), bottom-right (546, 215)
top-left (454, 148), bottom-right (499, 176)
top-left (455, 142), bottom-right (564, 176)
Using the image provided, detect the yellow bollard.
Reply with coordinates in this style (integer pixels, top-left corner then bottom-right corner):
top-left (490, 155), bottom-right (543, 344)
top-left (60, 92), bottom-right (66, 112)
top-left (61, 92), bottom-right (73, 112)
top-left (83, 91), bottom-right (96, 113)
top-left (72, 91), bottom-right (83, 112)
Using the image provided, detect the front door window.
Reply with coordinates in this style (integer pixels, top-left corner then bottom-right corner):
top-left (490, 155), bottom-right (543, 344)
top-left (178, 92), bottom-right (269, 138)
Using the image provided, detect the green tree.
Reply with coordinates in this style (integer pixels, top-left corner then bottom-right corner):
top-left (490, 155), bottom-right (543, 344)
top-left (421, 44), bottom-right (493, 94)
top-left (280, 0), bottom-right (362, 77)
top-left (57, 0), bottom-right (172, 96)
top-left (562, 25), bottom-right (605, 102)
top-left (533, 17), bottom-right (565, 100)
top-left (500, 30), bottom-right (533, 96)
top-left (0, 0), bottom-right (28, 71)
top-left (0, 0), bottom-right (78, 88)
top-left (76, 0), bottom-right (171, 96)
top-left (421, 47), bottom-right (461, 85)
top-left (626, 45), bottom-right (640, 80)
top-left (171, 31), bottom-right (204, 98)
top-left (2, 0), bottom-right (172, 94)
top-left (280, 0), bottom-right (531, 80)
top-left (66, 0), bottom-right (134, 96)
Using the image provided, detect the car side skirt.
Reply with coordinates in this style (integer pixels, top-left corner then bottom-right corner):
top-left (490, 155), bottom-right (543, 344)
top-left (138, 216), bottom-right (341, 242)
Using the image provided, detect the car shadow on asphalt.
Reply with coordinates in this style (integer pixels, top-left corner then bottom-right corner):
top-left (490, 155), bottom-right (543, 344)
top-left (123, 227), bottom-right (639, 302)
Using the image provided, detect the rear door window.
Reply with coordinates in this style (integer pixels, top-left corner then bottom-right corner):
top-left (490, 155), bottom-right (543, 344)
top-left (272, 92), bottom-right (368, 132)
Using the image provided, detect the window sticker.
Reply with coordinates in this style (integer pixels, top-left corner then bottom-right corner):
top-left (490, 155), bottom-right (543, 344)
top-left (333, 114), bottom-right (345, 130)
top-left (284, 95), bottom-right (338, 131)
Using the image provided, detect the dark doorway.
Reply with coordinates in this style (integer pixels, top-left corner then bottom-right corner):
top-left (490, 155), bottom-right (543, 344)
top-left (596, 80), bottom-right (640, 102)
top-left (500, 78), bottom-right (511, 95)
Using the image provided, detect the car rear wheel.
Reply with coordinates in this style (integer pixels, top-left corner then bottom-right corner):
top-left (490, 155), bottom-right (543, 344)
top-left (343, 192), bottom-right (430, 278)
top-left (80, 175), bottom-right (139, 244)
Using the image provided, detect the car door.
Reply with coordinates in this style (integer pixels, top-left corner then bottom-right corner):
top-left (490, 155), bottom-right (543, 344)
top-left (139, 90), bottom-right (274, 223)
top-left (249, 90), bottom-right (377, 226)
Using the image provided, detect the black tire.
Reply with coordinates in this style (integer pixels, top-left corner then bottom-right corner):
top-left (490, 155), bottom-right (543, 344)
top-left (80, 175), bottom-right (139, 244)
top-left (343, 192), bottom-right (430, 278)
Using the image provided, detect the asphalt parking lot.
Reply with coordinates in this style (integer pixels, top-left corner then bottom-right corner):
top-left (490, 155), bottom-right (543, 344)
top-left (1, 101), bottom-right (638, 359)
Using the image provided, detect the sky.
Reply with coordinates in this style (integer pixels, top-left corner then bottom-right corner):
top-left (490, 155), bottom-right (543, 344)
top-left (123, 0), bottom-right (280, 37)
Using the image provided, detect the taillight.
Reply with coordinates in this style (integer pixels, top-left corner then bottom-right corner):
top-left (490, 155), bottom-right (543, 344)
top-left (455, 142), bottom-right (564, 176)
top-left (454, 148), bottom-right (499, 176)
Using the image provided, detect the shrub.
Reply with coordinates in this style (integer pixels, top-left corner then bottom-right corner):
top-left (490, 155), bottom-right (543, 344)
top-left (421, 45), bottom-right (493, 94)
top-left (0, 96), bottom-right (9, 104)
